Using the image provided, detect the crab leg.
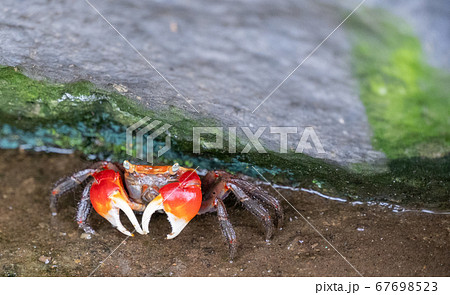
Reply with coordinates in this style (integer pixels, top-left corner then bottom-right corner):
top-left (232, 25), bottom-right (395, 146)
top-left (232, 179), bottom-right (284, 228)
top-left (214, 198), bottom-right (237, 260)
top-left (229, 183), bottom-right (275, 241)
top-left (76, 180), bottom-right (96, 234)
top-left (50, 168), bottom-right (97, 215)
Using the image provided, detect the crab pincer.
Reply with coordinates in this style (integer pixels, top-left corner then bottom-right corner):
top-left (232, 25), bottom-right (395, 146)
top-left (90, 170), bottom-right (144, 236)
top-left (142, 170), bottom-right (202, 239)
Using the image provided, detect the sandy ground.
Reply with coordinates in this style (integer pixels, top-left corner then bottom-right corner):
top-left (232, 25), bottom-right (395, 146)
top-left (0, 150), bottom-right (448, 277)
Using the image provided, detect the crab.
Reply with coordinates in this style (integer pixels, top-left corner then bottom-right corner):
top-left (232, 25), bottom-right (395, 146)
top-left (50, 161), bottom-right (283, 259)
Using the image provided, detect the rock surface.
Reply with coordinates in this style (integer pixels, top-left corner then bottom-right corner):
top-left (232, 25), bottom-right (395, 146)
top-left (1, 0), bottom-right (385, 166)
top-left (372, 0), bottom-right (450, 70)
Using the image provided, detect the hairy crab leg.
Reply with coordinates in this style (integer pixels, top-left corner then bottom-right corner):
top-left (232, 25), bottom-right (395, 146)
top-left (50, 168), bottom-right (97, 215)
top-left (229, 183), bottom-right (275, 241)
top-left (215, 198), bottom-right (237, 260)
top-left (76, 180), bottom-right (96, 234)
top-left (232, 179), bottom-right (284, 229)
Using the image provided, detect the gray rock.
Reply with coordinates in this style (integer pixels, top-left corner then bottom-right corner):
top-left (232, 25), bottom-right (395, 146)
top-left (0, 0), bottom-right (446, 166)
top-left (371, 0), bottom-right (450, 70)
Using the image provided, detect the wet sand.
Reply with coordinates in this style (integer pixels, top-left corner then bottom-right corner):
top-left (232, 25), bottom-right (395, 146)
top-left (0, 150), bottom-right (448, 276)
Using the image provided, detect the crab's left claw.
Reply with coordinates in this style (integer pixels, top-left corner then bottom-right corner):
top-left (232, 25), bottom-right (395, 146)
top-left (142, 170), bottom-right (202, 239)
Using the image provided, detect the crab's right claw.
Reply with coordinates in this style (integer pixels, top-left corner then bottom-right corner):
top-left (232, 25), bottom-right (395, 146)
top-left (142, 170), bottom-right (202, 239)
top-left (90, 170), bottom-right (144, 236)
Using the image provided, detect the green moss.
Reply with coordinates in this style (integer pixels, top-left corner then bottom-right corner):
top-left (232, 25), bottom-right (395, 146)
top-left (0, 66), bottom-right (218, 157)
top-left (347, 9), bottom-right (450, 159)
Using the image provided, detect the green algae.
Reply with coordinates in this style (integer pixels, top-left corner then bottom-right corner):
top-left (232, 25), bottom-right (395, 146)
top-left (347, 9), bottom-right (450, 159)
top-left (0, 65), bottom-right (218, 160)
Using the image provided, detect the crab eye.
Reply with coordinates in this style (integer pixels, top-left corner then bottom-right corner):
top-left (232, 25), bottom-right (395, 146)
top-left (123, 160), bottom-right (130, 170)
top-left (170, 163), bottom-right (179, 175)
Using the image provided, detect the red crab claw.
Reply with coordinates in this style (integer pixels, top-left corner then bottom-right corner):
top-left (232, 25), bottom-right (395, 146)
top-left (142, 170), bottom-right (202, 239)
top-left (90, 170), bottom-right (144, 236)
